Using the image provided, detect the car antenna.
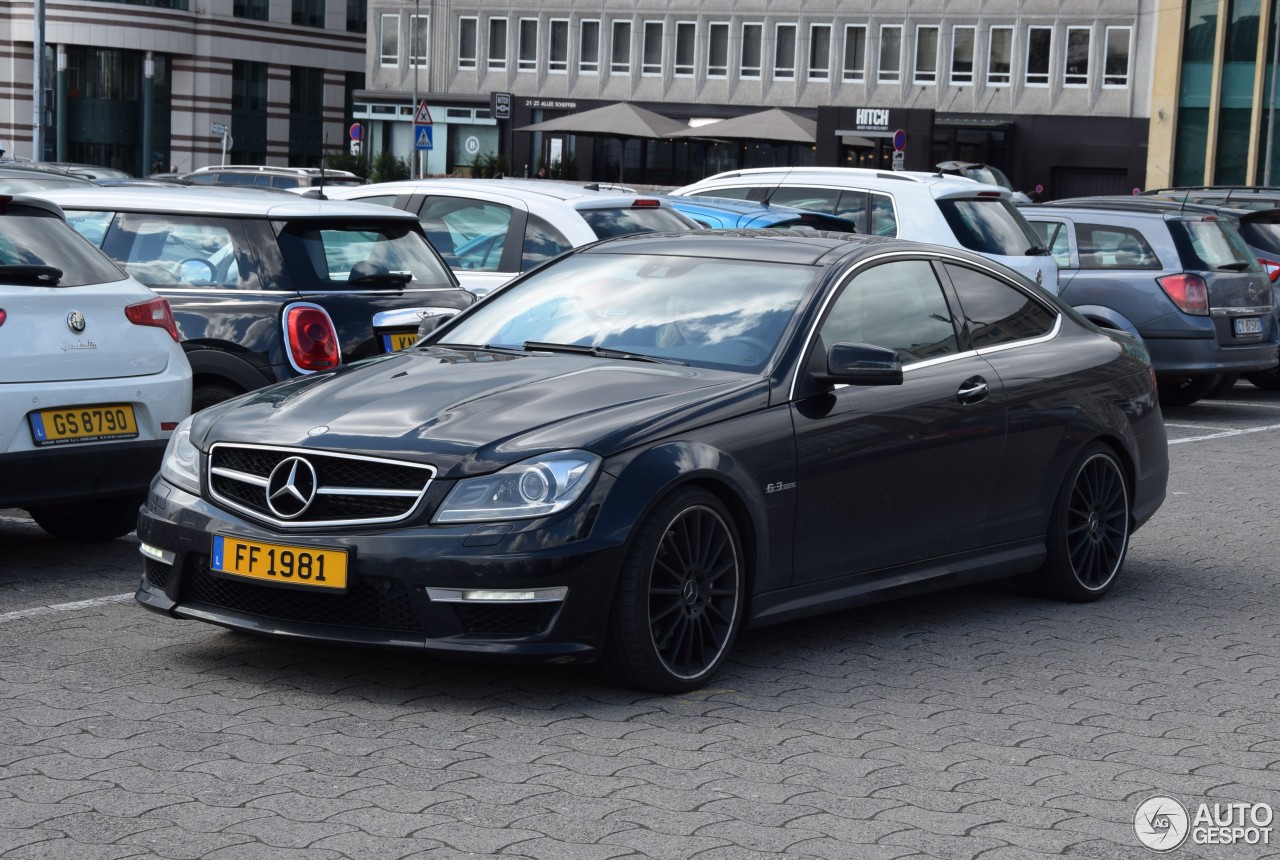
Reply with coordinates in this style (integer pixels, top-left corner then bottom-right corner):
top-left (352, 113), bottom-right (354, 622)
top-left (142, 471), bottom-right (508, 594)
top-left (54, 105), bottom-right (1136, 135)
top-left (317, 135), bottom-right (328, 199)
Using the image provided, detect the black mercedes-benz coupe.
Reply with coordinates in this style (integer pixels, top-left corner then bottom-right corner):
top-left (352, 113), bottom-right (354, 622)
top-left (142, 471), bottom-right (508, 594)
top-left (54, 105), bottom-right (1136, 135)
top-left (136, 231), bottom-right (1169, 692)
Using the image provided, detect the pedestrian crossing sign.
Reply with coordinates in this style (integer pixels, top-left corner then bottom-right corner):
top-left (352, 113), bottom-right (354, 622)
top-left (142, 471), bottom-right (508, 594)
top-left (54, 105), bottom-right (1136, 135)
top-left (415, 124), bottom-right (433, 150)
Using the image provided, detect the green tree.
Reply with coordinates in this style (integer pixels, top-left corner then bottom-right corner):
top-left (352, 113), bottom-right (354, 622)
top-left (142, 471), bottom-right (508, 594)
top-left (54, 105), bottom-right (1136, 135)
top-left (370, 152), bottom-right (411, 183)
top-left (467, 152), bottom-right (510, 178)
top-left (323, 152), bottom-right (369, 179)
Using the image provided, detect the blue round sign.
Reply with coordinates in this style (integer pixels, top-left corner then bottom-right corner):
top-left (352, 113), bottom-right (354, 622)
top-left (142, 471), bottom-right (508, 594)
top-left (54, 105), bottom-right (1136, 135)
top-left (349, 123), bottom-right (363, 142)
top-left (893, 129), bottom-right (907, 151)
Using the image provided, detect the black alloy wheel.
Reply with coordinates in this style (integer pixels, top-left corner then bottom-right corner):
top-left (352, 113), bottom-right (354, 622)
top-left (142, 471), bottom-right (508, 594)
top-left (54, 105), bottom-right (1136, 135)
top-left (1033, 444), bottom-right (1131, 601)
top-left (603, 488), bottom-right (743, 693)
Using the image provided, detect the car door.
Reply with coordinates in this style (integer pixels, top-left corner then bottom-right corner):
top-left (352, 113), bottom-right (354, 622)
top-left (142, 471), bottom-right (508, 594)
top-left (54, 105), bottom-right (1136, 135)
top-left (790, 257), bottom-right (1008, 584)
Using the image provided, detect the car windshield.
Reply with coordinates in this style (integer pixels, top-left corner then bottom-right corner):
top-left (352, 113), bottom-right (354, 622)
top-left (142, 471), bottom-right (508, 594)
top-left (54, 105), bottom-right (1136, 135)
top-left (937, 198), bottom-right (1042, 256)
top-left (278, 221), bottom-right (456, 288)
top-left (578, 207), bottom-right (694, 239)
top-left (1170, 219), bottom-right (1261, 272)
top-left (0, 209), bottom-right (126, 287)
top-left (438, 252), bottom-right (819, 373)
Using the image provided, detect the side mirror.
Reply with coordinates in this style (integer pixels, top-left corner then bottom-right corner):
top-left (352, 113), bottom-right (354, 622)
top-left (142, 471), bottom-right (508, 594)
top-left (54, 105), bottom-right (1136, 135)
top-left (813, 342), bottom-right (903, 386)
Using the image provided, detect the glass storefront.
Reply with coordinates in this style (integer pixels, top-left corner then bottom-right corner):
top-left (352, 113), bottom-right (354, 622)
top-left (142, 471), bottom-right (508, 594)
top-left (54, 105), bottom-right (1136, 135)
top-left (63, 48), bottom-right (170, 174)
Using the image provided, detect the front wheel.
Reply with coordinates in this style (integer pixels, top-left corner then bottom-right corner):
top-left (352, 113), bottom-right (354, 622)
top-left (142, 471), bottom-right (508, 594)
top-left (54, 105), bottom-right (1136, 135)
top-left (602, 488), bottom-right (744, 693)
top-left (27, 493), bottom-right (146, 541)
top-left (1031, 444), bottom-right (1131, 602)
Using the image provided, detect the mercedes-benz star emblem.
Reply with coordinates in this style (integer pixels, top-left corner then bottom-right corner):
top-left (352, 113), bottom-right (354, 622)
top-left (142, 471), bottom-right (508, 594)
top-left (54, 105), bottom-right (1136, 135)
top-left (67, 310), bottom-right (86, 333)
top-left (265, 456), bottom-right (318, 519)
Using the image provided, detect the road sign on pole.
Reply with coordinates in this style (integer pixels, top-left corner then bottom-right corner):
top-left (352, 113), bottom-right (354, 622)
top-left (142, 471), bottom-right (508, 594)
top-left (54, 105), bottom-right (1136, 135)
top-left (349, 123), bottom-right (362, 142)
top-left (415, 125), bottom-right (433, 151)
top-left (413, 101), bottom-right (433, 125)
top-left (211, 122), bottom-right (227, 136)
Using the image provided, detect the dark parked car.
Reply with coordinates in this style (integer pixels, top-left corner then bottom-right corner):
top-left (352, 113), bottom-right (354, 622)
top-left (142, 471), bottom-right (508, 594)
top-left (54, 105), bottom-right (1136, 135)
top-left (33, 186), bottom-right (474, 411)
top-left (136, 231), bottom-right (1168, 692)
top-left (1023, 197), bottom-right (1279, 405)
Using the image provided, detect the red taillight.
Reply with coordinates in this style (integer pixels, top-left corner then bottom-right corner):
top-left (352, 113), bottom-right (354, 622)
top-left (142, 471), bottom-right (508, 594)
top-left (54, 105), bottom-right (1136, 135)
top-left (161, 421), bottom-right (178, 431)
top-left (1259, 257), bottom-right (1280, 283)
top-left (125, 297), bottom-right (180, 341)
top-left (631, 198), bottom-right (661, 208)
top-left (977, 191), bottom-right (1003, 198)
top-left (0, 308), bottom-right (6, 327)
top-left (1156, 273), bottom-right (1210, 316)
top-left (285, 304), bottom-right (339, 371)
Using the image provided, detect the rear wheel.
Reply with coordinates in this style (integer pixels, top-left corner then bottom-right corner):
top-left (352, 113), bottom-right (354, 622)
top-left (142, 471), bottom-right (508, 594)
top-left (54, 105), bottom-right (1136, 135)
top-left (1031, 444), bottom-right (1130, 602)
top-left (1157, 374), bottom-right (1219, 407)
top-left (27, 493), bottom-right (146, 541)
top-left (1245, 368), bottom-right (1280, 391)
top-left (602, 488), bottom-right (744, 693)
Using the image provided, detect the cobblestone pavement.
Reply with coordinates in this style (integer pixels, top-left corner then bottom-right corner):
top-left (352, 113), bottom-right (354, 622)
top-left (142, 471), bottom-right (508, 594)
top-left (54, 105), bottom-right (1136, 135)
top-left (2, 385), bottom-right (1279, 859)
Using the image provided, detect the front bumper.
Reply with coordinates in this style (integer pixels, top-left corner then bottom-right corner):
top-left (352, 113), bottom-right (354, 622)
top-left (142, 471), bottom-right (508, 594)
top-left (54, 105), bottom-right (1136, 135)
top-left (1142, 336), bottom-right (1279, 375)
top-left (135, 479), bottom-right (626, 663)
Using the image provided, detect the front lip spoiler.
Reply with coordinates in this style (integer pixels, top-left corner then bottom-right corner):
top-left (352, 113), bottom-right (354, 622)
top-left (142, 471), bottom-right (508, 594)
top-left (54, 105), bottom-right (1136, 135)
top-left (135, 579), bottom-right (599, 663)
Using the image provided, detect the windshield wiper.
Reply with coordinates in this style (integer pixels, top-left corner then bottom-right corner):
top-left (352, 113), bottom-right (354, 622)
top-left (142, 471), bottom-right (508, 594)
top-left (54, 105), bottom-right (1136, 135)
top-left (0, 264), bottom-right (63, 285)
top-left (522, 341), bottom-right (687, 365)
top-left (348, 271), bottom-right (413, 287)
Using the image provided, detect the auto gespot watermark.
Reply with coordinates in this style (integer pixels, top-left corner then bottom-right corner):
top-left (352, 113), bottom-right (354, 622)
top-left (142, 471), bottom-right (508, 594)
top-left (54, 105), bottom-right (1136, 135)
top-left (1135, 796), bottom-right (1274, 851)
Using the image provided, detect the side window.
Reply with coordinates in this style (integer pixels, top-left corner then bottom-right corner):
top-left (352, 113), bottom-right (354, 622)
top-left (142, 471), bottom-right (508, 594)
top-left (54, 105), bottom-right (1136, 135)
top-left (417, 196), bottom-right (515, 270)
top-left (521, 215), bottom-right (573, 270)
top-left (101, 213), bottom-right (255, 289)
top-left (833, 190), bottom-right (868, 231)
top-left (945, 263), bottom-right (1057, 348)
top-left (768, 186), bottom-right (839, 214)
top-left (1076, 223), bottom-right (1161, 269)
top-left (1030, 220), bottom-right (1072, 267)
top-left (820, 260), bottom-right (959, 363)
top-left (63, 210), bottom-right (115, 248)
top-left (345, 194), bottom-right (400, 208)
top-left (869, 193), bottom-right (897, 237)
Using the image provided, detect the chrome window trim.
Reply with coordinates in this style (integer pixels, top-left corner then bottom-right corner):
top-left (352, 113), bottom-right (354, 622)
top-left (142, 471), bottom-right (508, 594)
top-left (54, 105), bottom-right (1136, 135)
top-left (207, 442), bottom-right (436, 529)
top-left (788, 250), bottom-right (1063, 400)
top-left (372, 306), bottom-right (462, 327)
top-left (1210, 306), bottom-right (1274, 317)
top-left (154, 288), bottom-right (295, 296)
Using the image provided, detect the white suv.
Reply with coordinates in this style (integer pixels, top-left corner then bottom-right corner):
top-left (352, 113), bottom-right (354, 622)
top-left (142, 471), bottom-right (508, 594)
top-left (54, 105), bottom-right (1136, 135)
top-left (1, 195), bottom-right (192, 540)
top-left (674, 167), bottom-right (1058, 294)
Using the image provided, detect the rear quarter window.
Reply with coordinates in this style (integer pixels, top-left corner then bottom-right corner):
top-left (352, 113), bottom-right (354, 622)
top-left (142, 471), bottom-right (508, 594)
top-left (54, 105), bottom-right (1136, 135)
top-left (945, 263), bottom-right (1057, 348)
top-left (1169, 219), bottom-right (1261, 272)
top-left (936, 199), bottom-right (1040, 257)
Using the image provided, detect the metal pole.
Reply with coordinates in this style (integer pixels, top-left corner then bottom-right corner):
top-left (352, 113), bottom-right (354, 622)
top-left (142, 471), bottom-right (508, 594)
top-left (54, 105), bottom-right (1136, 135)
top-left (32, 0), bottom-right (46, 160)
top-left (411, 0), bottom-right (420, 179)
top-left (55, 45), bottom-right (66, 162)
top-left (141, 52), bottom-right (154, 177)
top-left (1266, 2), bottom-right (1280, 185)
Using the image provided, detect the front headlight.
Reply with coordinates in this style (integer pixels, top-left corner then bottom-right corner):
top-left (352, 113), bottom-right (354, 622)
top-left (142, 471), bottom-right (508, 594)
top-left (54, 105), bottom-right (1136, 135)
top-left (433, 450), bottom-right (601, 523)
top-left (159, 415), bottom-right (200, 495)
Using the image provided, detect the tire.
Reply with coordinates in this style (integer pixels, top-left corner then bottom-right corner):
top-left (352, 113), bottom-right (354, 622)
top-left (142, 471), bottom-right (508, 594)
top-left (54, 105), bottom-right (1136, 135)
top-left (1206, 373), bottom-right (1240, 398)
top-left (601, 488), bottom-right (744, 693)
top-left (1157, 374), bottom-right (1219, 407)
top-left (193, 380), bottom-right (245, 413)
top-left (1245, 368), bottom-right (1280, 391)
top-left (27, 493), bottom-right (146, 542)
top-left (1031, 444), bottom-right (1131, 602)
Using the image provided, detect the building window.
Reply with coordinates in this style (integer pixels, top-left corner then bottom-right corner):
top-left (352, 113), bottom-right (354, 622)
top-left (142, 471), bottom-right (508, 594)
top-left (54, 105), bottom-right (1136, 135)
top-left (289, 66), bottom-right (324, 165)
top-left (458, 17), bottom-right (477, 69)
top-left (518, 18), bottom-right (537, 72)
top-left (345, 0), bottom-right (364, 33)
top-left (1026, 26), bottom-right (1052, 86)
top-left (843, 25), bottom-right (866, 82)
top-left (643, 21), bottom-right (663, 76)
top-left (487, 18), bottom-right (507, 71)
top-left (234, 0), bottom-right (266, 21)
top-left (774, 23), bottom-right (796, 80)
top-left (1104, 26), bottom-right (1131, 87)
top-left (611, 20), bottom-right (631, 74)
top-left (291, 0), bottom-right (322, 28)
top-left (708, 22), bottom-right (729, 78)
top-left (379, 14), bottom-right (399, 67)
top-left (410, 15), bottom-right (428, 69)
top-left (914, 25), bottom-right (938, 84)
top-left (580, 20), bottom-right (600, 74)
top-left (808, 24), bottom-right (831, 81)
top-left (675, 21), bottom-right (696, 77)
top-left (548, 18), bottom-right (568, 73)
top-left (1065, 26), bottom-right (1090, 86)
top-left (741, 23), bottom-right (762, 79)
top-left (951, 25), bottom-right (975, 84)
top-left (878, 25), bottom-right (902, 83)
top-left (988, 26), bottom-right (1012, 85)
top-left (231, 60), bottom-right (267, 163)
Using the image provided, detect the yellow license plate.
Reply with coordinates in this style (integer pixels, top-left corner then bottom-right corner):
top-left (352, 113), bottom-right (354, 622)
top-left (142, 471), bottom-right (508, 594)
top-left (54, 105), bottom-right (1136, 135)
top-left (211, 535), bottom-right (348, 591)
top-left (384, 332), bottom-right (419, 351)
top-left (29, 404), bottom-right (138, 446)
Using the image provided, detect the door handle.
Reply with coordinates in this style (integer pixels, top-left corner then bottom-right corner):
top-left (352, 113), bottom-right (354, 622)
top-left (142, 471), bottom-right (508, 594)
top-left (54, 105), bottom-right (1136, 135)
top-left (957, 376), bottom-right (989, 403)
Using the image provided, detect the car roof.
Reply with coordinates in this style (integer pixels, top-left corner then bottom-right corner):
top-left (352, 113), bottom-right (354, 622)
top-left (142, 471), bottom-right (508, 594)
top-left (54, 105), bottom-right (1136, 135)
top-left (582, 228), bottom-right (935, 266)
top-left (678, 166), bottom-right (1009, 199)
top-left (338, 178), bottom-right (674, 208)
top-left (27, 185), bottom-right (422, 220)
top-left (1027, 196), bottom-right (1239, 218)
top-left (2, 194), bottom-right (68, 218)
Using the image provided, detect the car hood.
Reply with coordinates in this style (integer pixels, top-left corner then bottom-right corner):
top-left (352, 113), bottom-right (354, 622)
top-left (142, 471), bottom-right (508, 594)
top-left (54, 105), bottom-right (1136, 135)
top-left (194, 347), bottom-right (769, 477)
